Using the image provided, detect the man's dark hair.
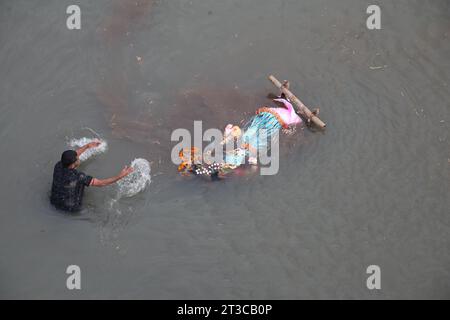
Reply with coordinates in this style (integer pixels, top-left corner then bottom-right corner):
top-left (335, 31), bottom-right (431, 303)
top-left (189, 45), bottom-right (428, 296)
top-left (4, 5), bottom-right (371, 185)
top-left (61, 150), bottom-right (78, 167)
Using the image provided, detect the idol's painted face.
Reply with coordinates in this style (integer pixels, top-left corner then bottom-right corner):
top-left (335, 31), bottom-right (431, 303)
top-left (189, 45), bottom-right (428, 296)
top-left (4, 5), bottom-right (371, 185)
top-left (231, 126), bottom-right (242, 138)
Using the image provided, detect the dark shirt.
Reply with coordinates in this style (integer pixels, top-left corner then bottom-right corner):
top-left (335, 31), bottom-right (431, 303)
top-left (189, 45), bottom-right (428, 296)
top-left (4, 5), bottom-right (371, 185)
top-left (50, 161), bottom-right (93, 212)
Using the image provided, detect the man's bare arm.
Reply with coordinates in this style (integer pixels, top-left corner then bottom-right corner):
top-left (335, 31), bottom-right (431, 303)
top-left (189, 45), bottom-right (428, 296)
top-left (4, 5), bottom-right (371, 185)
top-left (90, 166), bottom-right (134, 187)
top-left (76, 140), bottom-right (101, 157)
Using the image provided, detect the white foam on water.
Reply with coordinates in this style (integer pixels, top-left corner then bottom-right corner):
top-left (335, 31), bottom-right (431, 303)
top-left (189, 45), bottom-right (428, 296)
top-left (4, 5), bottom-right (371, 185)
top-left (116, 158), bottom-right (151, 198)
top-left (68, 137), bottom-right (108, 162)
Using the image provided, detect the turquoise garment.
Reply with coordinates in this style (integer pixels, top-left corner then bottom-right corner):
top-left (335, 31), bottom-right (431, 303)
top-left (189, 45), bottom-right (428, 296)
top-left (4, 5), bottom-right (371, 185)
top-left (224, 112), bottom-right (282, 166)
top-left (243, 112), bottom-right (282, 151)
top-left (224, 148), bottom-right (246, 166)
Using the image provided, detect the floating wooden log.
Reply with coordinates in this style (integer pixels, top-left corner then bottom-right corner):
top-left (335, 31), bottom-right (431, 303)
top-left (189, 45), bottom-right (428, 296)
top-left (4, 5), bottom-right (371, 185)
top-left (268, 75), bottom-right (326, 129)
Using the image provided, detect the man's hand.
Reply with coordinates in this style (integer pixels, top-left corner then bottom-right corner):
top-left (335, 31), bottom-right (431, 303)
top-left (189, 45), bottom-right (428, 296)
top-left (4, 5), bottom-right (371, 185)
top-left (76, 140), bottom-right (102, 157)
top-left (87, 140), bottom-right (101, 149)
top-left (119, 166), bottom-right (134, 178)
top-left (90, 165), bottom-right (134, 187)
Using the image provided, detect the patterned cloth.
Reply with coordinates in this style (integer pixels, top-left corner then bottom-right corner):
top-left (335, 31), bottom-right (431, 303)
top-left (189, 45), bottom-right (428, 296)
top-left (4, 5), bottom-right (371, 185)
top-left (243, 111), bottom-right (282, 151)
top-left (50, 162), bottom-right (93, 212)
top-left (224, 111), bottom-right (282, 167)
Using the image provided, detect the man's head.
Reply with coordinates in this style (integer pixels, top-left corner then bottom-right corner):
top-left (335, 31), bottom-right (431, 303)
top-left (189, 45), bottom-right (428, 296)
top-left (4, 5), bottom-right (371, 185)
top-left (61, 150), bottom-right (80, 168)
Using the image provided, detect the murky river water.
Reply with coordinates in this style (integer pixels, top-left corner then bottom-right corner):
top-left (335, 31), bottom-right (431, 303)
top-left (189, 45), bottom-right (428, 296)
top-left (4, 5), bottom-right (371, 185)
top-left (0, 0), bottom-right (449, 299)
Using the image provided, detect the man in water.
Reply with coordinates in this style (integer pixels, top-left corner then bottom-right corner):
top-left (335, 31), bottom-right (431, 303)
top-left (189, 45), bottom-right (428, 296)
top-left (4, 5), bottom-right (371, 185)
top-left (50, 141), bottom-right (133, 212)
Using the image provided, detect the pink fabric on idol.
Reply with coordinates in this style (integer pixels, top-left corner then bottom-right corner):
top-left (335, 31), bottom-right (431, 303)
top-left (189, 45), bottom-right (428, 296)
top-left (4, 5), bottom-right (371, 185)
top-left (270, 98), bottom-right (302, 126)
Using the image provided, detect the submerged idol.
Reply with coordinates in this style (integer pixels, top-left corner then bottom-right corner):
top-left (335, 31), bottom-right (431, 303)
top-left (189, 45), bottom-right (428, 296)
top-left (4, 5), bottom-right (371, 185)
top-left (178, 81), bottom-right (318, 180)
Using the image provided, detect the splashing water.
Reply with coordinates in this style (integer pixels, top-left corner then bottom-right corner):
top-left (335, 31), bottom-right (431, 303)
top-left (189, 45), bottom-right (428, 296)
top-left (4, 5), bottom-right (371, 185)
top-left (116, 158), bottom-right (151, 198)
top-left (68, 137), bottom-right (108, 162)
